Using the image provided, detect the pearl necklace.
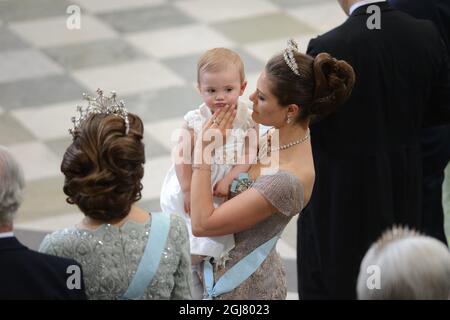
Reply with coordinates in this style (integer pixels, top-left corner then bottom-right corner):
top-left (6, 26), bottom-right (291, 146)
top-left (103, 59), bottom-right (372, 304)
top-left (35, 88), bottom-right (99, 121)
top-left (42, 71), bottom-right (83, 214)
top-left (271, 128), bottom-right (310, 152)
top-left (257, 128), bottom-right (310, 160)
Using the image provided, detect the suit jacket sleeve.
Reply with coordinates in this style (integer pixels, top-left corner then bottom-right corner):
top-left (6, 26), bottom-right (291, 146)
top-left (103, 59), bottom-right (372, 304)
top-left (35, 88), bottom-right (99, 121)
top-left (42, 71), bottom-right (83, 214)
top-left (307, 37), bottom-right (319, 57)
top-left (425, 37), bottom-right (450, 126)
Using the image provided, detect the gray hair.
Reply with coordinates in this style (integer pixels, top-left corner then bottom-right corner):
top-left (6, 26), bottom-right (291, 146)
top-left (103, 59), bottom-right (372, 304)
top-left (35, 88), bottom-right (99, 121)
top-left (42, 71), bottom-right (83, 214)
top-left (0, 146), bottom-right (25, 226)
top-left (357, 226), bottom-right (450, 300)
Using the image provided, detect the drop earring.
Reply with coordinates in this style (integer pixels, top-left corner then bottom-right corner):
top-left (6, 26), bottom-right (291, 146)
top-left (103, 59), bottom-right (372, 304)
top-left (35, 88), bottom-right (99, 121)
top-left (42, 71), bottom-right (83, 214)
top-left (286, 116), bottom-right (293, 124)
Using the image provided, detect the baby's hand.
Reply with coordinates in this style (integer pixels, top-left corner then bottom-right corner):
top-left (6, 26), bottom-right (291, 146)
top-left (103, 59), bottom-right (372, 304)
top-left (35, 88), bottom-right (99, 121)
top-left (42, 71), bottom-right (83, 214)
top-left (183, 191), bottom-right (191, 216)
top-left (213, 178), bottom-right (231, 198)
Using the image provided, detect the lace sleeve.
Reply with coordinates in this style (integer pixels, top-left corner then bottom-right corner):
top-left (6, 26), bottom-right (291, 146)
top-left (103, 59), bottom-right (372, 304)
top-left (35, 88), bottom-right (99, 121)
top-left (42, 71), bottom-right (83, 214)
top-left (170, 215), bottom-right (193, 299)
top-left (38, 234), bottom-right (58, 256)
top-left (251, 171), bottom-right (304, 216)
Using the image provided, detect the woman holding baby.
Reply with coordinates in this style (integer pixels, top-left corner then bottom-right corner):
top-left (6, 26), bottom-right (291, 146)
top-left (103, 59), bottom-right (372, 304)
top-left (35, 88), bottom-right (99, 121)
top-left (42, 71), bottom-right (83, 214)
top-left (190, 40), bottom-right (355, 299)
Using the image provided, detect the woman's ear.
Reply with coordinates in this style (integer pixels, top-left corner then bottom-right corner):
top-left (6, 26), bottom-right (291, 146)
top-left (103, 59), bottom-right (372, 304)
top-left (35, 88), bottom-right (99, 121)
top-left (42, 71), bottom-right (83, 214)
top-left (287, 104), bottom-right (300, 118)
top-left (239, 81), bottom-right (248, 96)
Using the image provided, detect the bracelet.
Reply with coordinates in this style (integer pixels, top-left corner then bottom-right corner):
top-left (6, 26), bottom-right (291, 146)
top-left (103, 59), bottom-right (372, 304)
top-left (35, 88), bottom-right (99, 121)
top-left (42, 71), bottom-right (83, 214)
top-left (192, 164), bottom-right (211, 171)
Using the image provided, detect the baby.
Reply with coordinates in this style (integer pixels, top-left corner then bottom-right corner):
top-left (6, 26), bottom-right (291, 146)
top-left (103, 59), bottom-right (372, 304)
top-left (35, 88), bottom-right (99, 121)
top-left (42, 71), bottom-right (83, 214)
top-left (160, 48), bottom-right (257, 299)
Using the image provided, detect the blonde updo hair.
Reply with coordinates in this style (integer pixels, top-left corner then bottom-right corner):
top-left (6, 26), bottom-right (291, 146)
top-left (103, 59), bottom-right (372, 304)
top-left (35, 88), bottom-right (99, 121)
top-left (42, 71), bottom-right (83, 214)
top-left (61, 113), bottom-right (145, 222)
top-left (265, 51), bottom-right (355, 122)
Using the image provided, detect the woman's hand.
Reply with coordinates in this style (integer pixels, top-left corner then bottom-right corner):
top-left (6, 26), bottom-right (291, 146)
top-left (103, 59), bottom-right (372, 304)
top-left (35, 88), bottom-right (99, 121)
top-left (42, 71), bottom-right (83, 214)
top-left (207, 104), bottom-right (237, 137)
top-left (194, 105), bottom-right (237, 165)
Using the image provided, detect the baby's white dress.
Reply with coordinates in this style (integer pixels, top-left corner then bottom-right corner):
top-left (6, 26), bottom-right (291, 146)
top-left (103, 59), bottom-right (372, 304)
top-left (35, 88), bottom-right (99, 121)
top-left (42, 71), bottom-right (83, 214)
top-left (160, 101), bottom-right (256, 264)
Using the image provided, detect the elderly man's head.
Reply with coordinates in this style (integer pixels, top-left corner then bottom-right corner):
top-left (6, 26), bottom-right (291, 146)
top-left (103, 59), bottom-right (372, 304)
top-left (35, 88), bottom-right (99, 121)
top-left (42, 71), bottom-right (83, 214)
top-left (357, 226), bottom-right (450, 300)
top-left (0, 146), bottom-right (25, 228)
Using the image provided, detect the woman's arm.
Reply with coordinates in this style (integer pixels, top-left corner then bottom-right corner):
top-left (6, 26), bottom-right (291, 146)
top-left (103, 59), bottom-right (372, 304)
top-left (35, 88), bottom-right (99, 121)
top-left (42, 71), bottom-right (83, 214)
top-left (191, 183), bottom-right (276, 236)
top-left (191, 106), bottom-right (276, 237)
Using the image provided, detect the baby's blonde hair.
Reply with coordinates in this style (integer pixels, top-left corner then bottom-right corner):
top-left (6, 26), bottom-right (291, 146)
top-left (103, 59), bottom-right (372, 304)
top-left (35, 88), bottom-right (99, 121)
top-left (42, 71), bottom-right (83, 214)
top-left (197, 48), bottom-right (245, 84)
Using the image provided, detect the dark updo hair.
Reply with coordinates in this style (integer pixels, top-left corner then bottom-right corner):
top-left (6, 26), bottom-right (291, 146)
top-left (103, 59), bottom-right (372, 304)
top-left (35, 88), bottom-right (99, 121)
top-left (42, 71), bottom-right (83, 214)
top-left (61, 113), bottom-right (145, 222)
top-left (265, 51), bottom-right (355, 122)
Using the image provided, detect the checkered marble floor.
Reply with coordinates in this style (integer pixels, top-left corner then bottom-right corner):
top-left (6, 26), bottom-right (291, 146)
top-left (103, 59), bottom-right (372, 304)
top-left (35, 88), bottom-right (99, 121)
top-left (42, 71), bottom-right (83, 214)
top-left (1, 0), bottom-right (449, 300)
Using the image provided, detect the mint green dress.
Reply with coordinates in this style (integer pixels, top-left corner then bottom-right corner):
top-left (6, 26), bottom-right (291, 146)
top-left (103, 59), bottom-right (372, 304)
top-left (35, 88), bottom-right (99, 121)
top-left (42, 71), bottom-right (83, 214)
top-left (39, 214), bottom-right (192, 300)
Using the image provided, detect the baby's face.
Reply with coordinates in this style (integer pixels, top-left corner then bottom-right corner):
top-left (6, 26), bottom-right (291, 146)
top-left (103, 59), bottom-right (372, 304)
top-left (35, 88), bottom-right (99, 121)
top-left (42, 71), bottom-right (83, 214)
top-left (198, 66), bottom-right (246, 113)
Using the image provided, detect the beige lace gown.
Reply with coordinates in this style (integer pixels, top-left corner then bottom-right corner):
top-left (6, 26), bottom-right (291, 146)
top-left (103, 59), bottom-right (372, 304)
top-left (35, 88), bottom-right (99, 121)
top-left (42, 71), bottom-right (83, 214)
top-left (214, 170), bottom-right (304, 300)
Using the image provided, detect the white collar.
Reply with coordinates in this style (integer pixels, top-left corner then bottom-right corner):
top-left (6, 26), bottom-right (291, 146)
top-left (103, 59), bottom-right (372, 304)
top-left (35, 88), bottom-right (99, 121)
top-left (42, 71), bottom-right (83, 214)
top-left (0, 232), bottom-right (14, 239)
top-left (199, 103), bottom-right (213, 119)
top-left (350, 0), bottom-right (386, 15)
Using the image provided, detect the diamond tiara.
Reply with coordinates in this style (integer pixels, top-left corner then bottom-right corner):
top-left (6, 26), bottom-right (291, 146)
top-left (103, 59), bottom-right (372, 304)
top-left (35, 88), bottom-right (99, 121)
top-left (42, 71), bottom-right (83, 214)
top-left (69, 88), bottom-right (129, 137)
top-left (283, 39), bottom-right (300, 76)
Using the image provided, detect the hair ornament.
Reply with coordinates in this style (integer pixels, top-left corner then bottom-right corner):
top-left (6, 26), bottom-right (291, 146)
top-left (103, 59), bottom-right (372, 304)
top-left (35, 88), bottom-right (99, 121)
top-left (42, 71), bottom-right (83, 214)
top-left (283, 39), bottom-right (301, 76)
top-left (69, 89), bottom-right (129, 137)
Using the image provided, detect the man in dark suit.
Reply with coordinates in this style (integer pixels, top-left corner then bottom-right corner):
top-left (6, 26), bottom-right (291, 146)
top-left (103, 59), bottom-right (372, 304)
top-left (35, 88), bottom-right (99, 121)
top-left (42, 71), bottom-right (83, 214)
top-left (297, 0), bottom-right (450, 299)
top-left (0, 146), bottom-right (87, 300)
top-left (390, 0), bottom-right (450, 246)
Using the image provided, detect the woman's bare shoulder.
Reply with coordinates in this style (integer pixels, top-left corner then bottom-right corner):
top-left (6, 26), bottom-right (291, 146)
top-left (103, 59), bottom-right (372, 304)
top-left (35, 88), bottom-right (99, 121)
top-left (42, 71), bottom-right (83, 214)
top-left (280, 162), bottom-right (315, 204)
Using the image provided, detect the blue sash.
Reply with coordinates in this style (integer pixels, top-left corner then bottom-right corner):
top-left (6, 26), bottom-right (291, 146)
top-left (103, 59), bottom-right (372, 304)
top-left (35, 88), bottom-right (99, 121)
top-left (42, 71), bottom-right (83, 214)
top-left (121, 212), bottom-right (171, 300)
top-left (203, 232), bottom-right (281, 299)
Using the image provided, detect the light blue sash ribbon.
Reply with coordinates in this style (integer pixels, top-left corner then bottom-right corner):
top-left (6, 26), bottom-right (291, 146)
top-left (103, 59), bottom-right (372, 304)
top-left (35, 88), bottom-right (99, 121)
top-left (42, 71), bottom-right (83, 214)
top-left (203, 232), bottom-right (281, 299)
top-left (121, 212), bottom-right (171, 300)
